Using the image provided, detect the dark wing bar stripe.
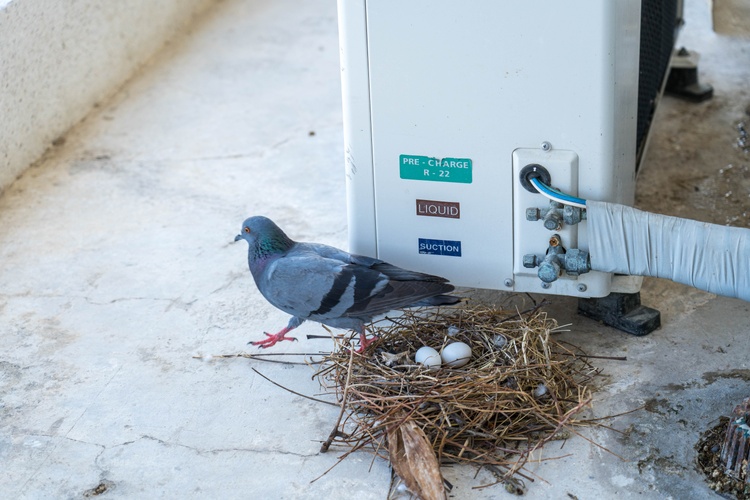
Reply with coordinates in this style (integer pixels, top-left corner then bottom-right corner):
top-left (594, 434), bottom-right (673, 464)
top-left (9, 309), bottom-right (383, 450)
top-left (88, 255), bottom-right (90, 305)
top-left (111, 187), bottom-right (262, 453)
top-left (311, 267), bottom-right (355, 316)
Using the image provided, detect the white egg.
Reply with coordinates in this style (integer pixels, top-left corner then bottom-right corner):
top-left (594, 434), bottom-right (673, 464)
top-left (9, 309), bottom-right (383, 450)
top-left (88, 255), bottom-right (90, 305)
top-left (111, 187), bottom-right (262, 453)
top-left (441, 342), bottom-right (472, 368)
top-left (414, 346), bottom-right (441, 370)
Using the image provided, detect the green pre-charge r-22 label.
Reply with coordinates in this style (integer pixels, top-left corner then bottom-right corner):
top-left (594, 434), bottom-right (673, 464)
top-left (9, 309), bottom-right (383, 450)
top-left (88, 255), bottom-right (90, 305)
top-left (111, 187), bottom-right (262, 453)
top-left (399, 155), bottom-right (473, 183)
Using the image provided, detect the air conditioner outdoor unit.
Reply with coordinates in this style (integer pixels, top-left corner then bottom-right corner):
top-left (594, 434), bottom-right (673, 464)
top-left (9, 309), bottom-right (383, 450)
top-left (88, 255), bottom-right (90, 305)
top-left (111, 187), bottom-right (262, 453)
top-left (338, 0), bottom-right (681, 299)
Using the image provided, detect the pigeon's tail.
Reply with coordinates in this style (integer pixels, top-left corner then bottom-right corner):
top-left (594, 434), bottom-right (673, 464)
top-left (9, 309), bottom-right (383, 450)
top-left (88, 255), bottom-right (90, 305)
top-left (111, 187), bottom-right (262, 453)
top-left (412, 294), bottom-right (462, 307)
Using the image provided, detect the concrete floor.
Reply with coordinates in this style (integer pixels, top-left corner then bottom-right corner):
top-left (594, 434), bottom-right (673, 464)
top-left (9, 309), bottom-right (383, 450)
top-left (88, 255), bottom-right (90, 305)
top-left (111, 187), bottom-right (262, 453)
top-left (1, 0), bottom-right (749, 498)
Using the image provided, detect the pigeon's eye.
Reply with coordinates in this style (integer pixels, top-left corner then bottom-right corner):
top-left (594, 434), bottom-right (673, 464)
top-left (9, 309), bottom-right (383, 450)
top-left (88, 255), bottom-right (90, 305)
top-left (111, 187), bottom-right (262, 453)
top-left (244, 227), bottom-right (251, 234)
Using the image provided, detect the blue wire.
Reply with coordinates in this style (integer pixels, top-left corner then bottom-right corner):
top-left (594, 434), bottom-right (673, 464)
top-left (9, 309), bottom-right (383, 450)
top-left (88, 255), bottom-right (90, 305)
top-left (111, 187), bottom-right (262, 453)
top-left (529, 177), bottom-right (587, 208)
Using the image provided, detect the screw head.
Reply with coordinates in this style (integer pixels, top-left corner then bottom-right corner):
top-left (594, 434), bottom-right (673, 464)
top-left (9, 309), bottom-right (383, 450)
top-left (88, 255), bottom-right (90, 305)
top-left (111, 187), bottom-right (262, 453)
top-left (504, 279), bottom-right (514, 287)
top-left (577, 283), bottom-right (588, 293)
top-left (541, 282), bottom-right (552, 289)
top-left (541, 141), bottom-right (552, 151)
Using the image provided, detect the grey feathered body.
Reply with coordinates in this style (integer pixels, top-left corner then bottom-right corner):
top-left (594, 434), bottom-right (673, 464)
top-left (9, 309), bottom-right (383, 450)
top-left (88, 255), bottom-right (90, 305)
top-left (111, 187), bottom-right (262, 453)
top-left (250, 239), bottom-right (457, 331)
top-left (236, 216), bottom-right (459, 343)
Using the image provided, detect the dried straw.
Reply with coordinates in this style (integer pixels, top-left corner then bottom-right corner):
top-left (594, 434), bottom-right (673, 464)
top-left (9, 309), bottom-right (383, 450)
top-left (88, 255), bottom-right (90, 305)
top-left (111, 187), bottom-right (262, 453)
top-left (313, 303), bottom-right (598, 489)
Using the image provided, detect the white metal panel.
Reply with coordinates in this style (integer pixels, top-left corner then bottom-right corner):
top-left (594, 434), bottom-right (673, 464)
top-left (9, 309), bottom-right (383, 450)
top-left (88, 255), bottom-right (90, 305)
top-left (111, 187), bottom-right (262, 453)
top-left (337, 0), bottom-right (377, 258)
top-left (340, 0), bottom-right (641, 295)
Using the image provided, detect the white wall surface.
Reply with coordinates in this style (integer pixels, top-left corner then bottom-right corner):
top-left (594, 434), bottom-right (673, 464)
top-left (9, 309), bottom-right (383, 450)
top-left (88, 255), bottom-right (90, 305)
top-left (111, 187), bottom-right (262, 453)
top-left (0, 0), bottom-right (217, 192)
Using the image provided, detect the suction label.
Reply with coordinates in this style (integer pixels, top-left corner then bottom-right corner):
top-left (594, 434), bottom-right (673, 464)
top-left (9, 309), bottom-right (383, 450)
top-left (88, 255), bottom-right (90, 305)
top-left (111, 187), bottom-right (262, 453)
top-left (400, 155), bottom-right (472, 183)
top-left (418, 238), bottom-right (462, 257)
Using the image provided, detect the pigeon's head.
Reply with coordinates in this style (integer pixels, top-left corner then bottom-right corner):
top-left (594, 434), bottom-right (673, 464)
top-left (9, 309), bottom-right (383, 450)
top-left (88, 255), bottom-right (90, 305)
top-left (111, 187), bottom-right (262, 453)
top-left (235, 216), bottom-right (294, 259)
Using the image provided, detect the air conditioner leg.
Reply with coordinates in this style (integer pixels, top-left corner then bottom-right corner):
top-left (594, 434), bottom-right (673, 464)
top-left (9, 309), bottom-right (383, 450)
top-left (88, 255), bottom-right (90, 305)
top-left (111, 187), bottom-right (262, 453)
top-left (577, 292), bottom-right (661, 336)
top-left (665, 47), bottom-right (714, 102)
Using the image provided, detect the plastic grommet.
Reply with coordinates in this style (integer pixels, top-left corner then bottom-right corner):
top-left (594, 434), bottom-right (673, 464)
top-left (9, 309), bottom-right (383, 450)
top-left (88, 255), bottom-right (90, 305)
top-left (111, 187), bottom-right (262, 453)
top-left (519, 164), bottom-right (551, 193)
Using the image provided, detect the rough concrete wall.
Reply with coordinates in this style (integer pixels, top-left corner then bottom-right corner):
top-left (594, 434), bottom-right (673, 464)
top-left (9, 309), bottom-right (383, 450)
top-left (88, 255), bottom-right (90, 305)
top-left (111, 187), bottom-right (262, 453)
top-left (0, 0), bottom-right (217, 192)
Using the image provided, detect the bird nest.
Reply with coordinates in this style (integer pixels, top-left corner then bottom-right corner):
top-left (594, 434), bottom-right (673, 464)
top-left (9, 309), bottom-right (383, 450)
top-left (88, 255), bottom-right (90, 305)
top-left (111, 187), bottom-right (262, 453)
top-left (314, 303), bottom-right (598, 495)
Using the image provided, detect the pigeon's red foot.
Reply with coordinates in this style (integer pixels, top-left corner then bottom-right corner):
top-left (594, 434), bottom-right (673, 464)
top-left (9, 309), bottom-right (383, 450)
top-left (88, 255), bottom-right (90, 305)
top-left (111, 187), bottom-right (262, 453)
top-left (355, 333), bottom-right (378, 354)
top-left (251, 328), bottom-right (297, 349)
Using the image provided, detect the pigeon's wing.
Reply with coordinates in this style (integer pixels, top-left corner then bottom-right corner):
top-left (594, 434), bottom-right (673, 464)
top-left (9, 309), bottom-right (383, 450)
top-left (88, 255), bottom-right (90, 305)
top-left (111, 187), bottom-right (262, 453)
top-left (267, 243), bottom-right (455, 321)
top-left (341, 257), bottom-right (457, 317)
top-left (342, 278), bottom-right (455, 318)
top-left (357, 259), bottom-right (450, 283)
top-left (304, 242), bottom-right (451, 283)
top-left (259, 250), bottom-right (389, 321)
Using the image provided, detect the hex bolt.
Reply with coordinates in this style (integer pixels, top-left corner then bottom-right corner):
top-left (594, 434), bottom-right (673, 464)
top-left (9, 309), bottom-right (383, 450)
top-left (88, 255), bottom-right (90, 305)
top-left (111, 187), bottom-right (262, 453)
top-left (577, 283), bottom-right (588, 293)
top-left (565, 249), bottom-right (591, 276)
top-left (543, 211), bottom-right (563, 231)
top-left (563, 205), bottom-right (586, 225)
top-left (541, 141), bottom-right (552, 151)
top-left (526, 207), bottom-right (541, 221)
top-left (537, 258), bottom-right (561, 283)
top-left (504, 279), bottom-right (514, 287)
top-left (522, 254), bottom-right (539, 268)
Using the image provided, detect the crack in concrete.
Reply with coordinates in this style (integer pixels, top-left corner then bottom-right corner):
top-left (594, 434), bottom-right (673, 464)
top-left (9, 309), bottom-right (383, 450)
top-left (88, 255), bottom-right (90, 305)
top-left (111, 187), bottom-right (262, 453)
top-left (87, 136), bottom-right (294, 164)
top-left (83, 296), bottom-right (180, 306)
top-left (16, 364), bottom-right (123, 493)
top-left (11, 429), bottom-right (317, 493)
top-left (17, 434), bottom-right (106, 494)
top-left (0, 292), bottom-right (187, 306)
top-left (63, 365), bottom-right (123, 440)
top-left (107, 434), bottom-right (318, 458)
top-left (208, 272), bottom-right (243, 296)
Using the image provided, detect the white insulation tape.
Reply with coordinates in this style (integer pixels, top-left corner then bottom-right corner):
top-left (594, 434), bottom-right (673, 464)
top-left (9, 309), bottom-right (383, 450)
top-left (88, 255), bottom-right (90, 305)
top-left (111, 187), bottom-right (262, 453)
top-left (586, 200), bottom-right (750, 301)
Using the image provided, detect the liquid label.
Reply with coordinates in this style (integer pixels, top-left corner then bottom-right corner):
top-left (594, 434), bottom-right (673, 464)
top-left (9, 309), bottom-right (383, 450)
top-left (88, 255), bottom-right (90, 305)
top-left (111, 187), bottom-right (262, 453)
top-left (416, 199), bottom-right (460, 219)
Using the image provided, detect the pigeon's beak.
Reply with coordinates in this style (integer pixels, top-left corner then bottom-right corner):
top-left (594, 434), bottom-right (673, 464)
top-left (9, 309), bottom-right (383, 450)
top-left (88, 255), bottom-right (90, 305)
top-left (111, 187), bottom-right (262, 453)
top-left (234, 234), bottom-right (242, 242)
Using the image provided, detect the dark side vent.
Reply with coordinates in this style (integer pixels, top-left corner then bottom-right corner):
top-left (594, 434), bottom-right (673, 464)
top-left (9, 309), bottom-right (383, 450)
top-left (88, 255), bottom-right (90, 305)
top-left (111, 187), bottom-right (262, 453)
top-left (637, 0), bottom-right (679, 162)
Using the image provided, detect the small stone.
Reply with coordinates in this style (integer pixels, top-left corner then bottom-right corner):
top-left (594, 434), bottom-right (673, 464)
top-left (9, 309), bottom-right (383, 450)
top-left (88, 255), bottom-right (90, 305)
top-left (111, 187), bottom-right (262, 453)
top-left (534, 384), bottom-right (548, 398)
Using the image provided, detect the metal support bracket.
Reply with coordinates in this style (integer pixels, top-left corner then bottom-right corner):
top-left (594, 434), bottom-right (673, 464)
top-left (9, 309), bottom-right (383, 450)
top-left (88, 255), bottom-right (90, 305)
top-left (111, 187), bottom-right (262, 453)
top-left (665, 47), bottom-right (714, 102)
top-left (578, 292), bottom-right (661, 336)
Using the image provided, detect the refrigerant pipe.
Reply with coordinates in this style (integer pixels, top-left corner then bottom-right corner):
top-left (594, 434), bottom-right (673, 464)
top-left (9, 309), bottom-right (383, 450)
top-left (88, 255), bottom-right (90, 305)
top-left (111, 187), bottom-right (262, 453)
top-left (529, 176), bottom-right (750, 301)
top-left (586, 200), bottom-right (750, 301)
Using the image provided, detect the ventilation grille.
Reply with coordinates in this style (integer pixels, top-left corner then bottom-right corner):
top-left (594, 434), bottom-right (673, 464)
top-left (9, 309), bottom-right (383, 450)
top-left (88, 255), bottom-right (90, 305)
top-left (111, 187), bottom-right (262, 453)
top-left (637, 0), bottom-right (679, 161)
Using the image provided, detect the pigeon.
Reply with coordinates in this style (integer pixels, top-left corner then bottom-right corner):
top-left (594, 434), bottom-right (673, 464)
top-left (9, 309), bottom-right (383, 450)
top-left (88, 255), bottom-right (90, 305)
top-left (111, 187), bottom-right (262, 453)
top-left (234, 216), bottom-right (461, 352)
